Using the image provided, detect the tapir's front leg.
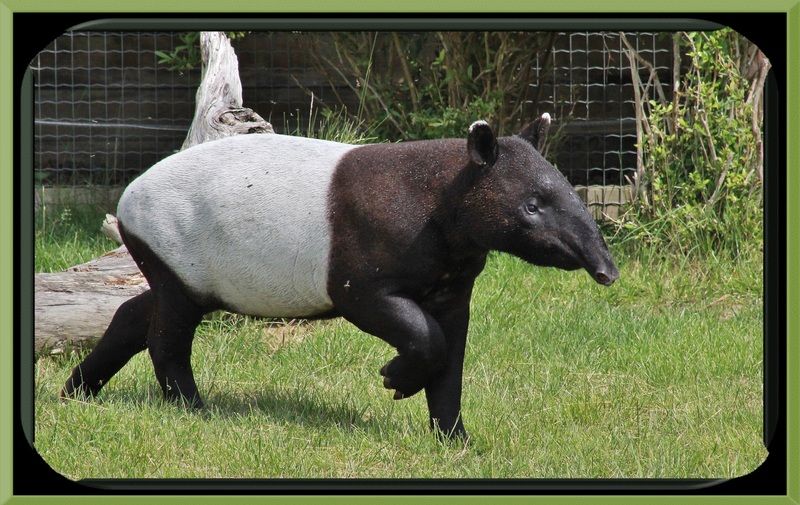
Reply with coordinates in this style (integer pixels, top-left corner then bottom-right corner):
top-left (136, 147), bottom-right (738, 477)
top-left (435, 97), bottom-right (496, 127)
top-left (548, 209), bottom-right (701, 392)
top-left (424, 299), bottom-right (471, 440)
top-left (335, 285), bottom-right (447, 399)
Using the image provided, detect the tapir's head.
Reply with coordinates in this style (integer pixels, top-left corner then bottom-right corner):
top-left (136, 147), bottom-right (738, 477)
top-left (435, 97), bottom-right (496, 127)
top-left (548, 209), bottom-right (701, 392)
top-left (459, 115), bottom-right (619, 286)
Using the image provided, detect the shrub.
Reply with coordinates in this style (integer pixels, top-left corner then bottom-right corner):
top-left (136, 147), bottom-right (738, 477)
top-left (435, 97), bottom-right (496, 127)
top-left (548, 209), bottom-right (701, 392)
top-left (615, 29), bottom-right (768, 258)
top-left (304, 32), bottom-right (553, 141)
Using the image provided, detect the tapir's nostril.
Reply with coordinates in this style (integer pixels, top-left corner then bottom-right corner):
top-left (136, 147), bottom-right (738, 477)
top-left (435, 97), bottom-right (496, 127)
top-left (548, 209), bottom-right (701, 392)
top-left (594, 269), bottom-right (618, 286)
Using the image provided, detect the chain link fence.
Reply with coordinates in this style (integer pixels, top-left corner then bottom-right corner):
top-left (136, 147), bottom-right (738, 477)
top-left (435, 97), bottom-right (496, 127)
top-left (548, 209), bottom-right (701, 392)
top-left (32, 30), bottom-right (672, 214)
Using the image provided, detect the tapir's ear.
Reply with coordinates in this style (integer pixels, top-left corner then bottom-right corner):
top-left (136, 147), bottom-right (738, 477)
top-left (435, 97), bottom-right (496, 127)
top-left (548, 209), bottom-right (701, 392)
top-left (467, 120), bottom-right (498, 167)
top-left (517, 112), bottom-right (552, 153)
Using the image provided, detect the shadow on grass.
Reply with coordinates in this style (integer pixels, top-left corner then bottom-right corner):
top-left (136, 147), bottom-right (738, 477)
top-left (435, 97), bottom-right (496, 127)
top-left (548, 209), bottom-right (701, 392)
top-left (98, 383), bottom-right (391, 436)
top-left (204, 386), bottom-right (387, 433)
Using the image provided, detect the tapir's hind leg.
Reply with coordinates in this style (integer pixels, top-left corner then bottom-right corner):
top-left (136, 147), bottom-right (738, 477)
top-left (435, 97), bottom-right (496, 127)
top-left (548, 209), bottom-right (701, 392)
top-left (63, 221), bottom-right (210, 408)
top-left (146, 283), bottom-right (205, 408)
top-left (61, 289), bottom-right (153, 399)
top-left (118, 225), bottom-right (208, 408)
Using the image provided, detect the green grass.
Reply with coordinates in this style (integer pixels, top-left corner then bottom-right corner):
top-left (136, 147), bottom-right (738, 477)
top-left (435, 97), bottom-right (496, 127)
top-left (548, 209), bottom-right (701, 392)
top-left (35, 204), bottom-right (118, 273)
top-left (34, 208), bottom-right (765, 479)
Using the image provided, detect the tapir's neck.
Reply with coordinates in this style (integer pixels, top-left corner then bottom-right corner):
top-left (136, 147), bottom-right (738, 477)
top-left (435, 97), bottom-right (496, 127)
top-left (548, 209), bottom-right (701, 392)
top-left (339, 139), bottom-right (481, 229)
top-left (329, 140), bottom-right (486, 288)
top-left (357, 138), bottom-right (472, 192)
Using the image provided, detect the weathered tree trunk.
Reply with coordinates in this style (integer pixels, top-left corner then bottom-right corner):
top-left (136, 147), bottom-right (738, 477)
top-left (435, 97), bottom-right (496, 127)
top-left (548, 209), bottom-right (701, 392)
top-left (182, 31), bottom-right (273, 149)
top-left (35, 31), bottom-right (272, 356)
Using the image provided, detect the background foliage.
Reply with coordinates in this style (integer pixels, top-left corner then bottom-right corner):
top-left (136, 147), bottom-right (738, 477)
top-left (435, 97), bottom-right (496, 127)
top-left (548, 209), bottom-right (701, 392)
top-left (615, 29), bottom-right (767, 258)
top-left (303, 32), bottom-right (554, 141)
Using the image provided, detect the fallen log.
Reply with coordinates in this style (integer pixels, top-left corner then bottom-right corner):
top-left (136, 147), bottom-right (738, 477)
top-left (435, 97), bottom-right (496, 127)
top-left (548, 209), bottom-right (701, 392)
top-left (35, 247), bottom-right (147, 354)
top-left (35, 31), bottom-right (273, 356)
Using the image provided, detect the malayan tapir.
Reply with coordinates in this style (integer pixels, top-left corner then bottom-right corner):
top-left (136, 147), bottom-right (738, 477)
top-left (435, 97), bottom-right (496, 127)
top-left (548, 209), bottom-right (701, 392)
top-left (62, 113), bottom-right (618, 440)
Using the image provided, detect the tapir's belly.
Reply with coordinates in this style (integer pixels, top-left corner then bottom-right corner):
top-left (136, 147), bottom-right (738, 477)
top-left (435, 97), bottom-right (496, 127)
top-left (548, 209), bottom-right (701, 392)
top-left (117, 134), bottom-right (358, 317)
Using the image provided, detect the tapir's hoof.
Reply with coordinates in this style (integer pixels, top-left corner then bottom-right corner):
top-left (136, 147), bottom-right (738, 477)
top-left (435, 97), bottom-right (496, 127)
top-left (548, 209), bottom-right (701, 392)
top-left (439, 427), bottom-right (470, 444)
top-left (379, 357), bottom-right (425, 399)
top-left (432, 419), bottom-right (469, 443)
top-left (181, 398), bottom-right (205, 410)
top-left (59, 386), bottom-right (76, 401)
top-left (60, 375), bottom-right (102, 401)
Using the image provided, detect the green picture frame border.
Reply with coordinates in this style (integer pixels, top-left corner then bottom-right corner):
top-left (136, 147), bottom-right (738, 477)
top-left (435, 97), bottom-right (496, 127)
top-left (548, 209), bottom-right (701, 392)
top-left (2, 2), bottom-right (797, 503)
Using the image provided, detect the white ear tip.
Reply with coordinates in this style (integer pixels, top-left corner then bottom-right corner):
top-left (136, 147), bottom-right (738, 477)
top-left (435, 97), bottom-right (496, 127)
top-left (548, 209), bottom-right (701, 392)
top-left (541, 112), bottom-right (552, 123)
top-left (469, 120), bottom-right (489, 133)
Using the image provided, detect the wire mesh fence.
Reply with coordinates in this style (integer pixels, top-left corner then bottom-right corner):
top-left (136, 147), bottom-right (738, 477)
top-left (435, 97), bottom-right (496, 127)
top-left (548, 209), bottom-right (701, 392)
top-left (33, 32), bottom-right (200, 189)
top-left (528, 31), bottom-right (673, 217)
top-left (534, 32), bottom-right (671, 186)
top-left (31, 30), bottom-right (672, 214)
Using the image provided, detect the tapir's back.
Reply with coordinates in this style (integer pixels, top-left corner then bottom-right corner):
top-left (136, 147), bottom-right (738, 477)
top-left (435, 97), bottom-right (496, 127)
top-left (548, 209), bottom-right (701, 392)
top-left (118, 134), bottom-right (357, 317)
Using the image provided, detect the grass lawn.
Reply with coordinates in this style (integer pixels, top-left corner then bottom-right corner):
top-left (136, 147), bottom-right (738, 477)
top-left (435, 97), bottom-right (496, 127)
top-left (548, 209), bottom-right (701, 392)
top-left (34, 206), bottom-right (766, 479)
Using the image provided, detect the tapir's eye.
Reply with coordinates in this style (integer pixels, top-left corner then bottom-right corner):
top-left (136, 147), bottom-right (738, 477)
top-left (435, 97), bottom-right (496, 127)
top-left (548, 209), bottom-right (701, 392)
top-left (524, 200), bottom-right (539, 215)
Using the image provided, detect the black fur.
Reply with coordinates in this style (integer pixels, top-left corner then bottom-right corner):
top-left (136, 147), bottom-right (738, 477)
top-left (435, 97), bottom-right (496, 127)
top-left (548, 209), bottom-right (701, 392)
top-left (61, 289), bottom-right (152, 399)
top-left (327, 121), bottom-right (617, 439)
top-left (517, 113), bottom-right (552, 152)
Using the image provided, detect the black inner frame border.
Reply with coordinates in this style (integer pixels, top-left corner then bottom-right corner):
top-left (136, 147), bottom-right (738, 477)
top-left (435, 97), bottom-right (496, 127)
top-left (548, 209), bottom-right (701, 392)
top-left (13, 12), bottom-right (788, 495)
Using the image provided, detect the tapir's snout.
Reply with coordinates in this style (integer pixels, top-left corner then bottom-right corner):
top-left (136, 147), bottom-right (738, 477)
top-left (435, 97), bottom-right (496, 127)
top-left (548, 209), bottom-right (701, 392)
top-left (592, 263), bottom-right (619, 286)
top-left (571, 226), bottom-right (619, 287)
top-left (581, 234), bottom-right (619, 286)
